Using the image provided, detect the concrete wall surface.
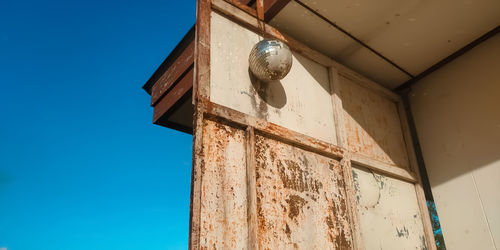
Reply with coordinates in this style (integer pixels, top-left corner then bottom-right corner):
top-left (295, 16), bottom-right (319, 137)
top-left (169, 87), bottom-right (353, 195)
top-left (410, 34), bottom-right (500, 250)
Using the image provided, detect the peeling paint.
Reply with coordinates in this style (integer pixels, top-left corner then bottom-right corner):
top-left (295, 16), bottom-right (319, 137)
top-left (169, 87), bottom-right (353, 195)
top-left (339, 74), bottom-right (410, 169)
top-left (199, 120), bottom-right (248, 249)
top-left (353, 165), bottom-right (427, 249)
top-left (255, 134), bottom-right (353, 249)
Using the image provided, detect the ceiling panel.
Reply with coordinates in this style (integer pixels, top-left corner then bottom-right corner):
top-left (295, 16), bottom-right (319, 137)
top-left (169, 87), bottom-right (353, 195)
top-left (270, 1), bottom-right (354, 58)
top-left (300, 0), bottom-right (500, 75)
top-left (340, 46), bottom-right (410, 89)
top-left (271, 1), bottom-right (410, 88)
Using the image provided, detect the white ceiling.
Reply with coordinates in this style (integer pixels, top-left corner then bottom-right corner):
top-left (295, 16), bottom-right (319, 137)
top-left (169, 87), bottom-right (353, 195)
top-left (270, 0), bottom-right (500, 89)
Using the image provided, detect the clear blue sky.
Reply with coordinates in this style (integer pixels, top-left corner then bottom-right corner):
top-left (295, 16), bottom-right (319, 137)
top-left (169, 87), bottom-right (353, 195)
top-left (0, 0), bottom-right (196, 249)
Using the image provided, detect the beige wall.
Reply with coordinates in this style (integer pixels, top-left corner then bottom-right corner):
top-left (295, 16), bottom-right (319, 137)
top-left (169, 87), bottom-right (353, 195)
top-left (410, 34), bottom-right (500, 250)
top-left (352, 165), bottom-right (427, 250)
top-left (209, 10), bottom-right (431, 249)
top-left (210, 11), bottom-right (337, 145)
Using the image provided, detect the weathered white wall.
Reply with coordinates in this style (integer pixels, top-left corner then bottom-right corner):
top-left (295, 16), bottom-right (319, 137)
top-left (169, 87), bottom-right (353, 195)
top-left (255, 134), bottom-right (353, 249)
top-left (199, 120), bottom-right (248, 249)
top-left (208, 10), bottom-right (430, 249)
top-left (338, 74), bottom-right (410, 169)
top-left (352, 165), bottom-right (427, 250)
top-left (410, 34), bottom-right (500, 250)
top-left (210, 11), bottom-right (337, 145)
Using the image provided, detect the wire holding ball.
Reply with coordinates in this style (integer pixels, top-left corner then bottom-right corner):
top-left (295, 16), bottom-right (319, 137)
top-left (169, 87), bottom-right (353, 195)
top-left (249, 39), bottom-right (293, 82)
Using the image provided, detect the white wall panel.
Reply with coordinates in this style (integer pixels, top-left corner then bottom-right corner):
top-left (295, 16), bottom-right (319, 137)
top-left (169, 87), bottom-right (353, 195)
top-left (411, 34), bottom-right (500, 250)
top-left (338, 74), bottom-right (410, 169)
top-left (353, 165), bottom-right (427, 250)
top-left (210, 11), bottom-right (337, 144)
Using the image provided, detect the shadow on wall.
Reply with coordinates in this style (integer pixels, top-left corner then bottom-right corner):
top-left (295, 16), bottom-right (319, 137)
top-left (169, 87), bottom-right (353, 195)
top-left (339, 77), bottom-right (410, 168)
top-left (409, 35), bottom-right (500, 186)
top-left (248, 68), bottom-right (287, 109)
top-left (294, 54), bottom-right (333, 95)
top-left (249, 52), bottom-right (409, 170)
top-left (295, 53), bottom-right (409, 172)
top-left (247, 52), bottom-right (334, 110)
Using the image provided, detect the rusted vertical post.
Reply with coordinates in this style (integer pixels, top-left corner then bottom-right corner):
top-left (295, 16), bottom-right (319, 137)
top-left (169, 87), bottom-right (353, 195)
top-left (330, 67), bottom-right (363, 250)
top-left (246, 127), bottom-right (258, 249)
top-left (193, 0), bottom-right (211, 104)
top-left (256, 0), bottom-right (264, 20)
top-left (190, 0), bottom-right (211, 248)
top-left (256, 0), bottom-right (265, 38)
top-left (189, 107), bottom-right (205, 249)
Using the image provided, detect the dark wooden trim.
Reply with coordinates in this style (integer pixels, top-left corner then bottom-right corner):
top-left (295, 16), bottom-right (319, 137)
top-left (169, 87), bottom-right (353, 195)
top-left (142, 25), bottom-right (195, 95)
top-left (263, 0), bottom-right (291, 22)
top-left (245, 126), bottom-right (258, 249)
top-left (153, 68), bottom-right (194, 123)
top-left (226, 0), bottom-right (257, 16)
top-left (395, 25), bottom-right (500, 92)
top-left (153, 90), bottom-right (193, 134)
top-left (151, 41), bottom-right (194, 106)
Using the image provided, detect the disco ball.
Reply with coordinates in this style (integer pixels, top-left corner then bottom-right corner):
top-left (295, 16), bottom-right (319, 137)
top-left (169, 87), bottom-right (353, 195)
top-left (249, 39), bottom-right (292, 82)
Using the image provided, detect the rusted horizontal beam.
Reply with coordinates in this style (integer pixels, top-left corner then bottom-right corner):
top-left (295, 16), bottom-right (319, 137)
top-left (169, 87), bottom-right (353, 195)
top-left (153, 68), bottom-right (194, 123)
top-left (199, 98), bottom-right (345, 159)
top-left (151, 41), bottom-right (194, 106)
top-left (200, 95), bottom-right (417, 182)
top-left (350, 153), bottom-right (417, 183)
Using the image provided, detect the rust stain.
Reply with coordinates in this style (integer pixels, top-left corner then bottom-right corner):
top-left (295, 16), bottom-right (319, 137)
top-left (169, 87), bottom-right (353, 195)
top-left (198, 119), bottom-right (249, 249)
top-left (277, 159), bottom-right (323, 194)
top-left (285, 223), bottom-right (291, 239)
top-left (254, 134), bottom-right (353, 248)
top-left (285, 194), bottom-right (307, 220)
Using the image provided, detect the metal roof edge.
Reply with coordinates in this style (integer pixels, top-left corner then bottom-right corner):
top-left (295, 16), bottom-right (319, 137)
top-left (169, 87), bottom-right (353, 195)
top-left (142, 24), bottom-right (196, 95)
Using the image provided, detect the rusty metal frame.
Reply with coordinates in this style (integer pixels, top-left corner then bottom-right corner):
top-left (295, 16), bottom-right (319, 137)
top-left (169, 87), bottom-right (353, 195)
top-left (212, 0), bottom-right (419, 179)
top-left (397, 100), bottom-right (437, 249)
top-left (245, 126), bottom-right (258, 249)
top-left (190, 0), bottom-right (437, 248)
top-left (189, 0), bottom-right (212, 248)
top-left (202, 99), bottom-right (345, 159)
top-left (193, 0), bottom-right (212, 103)
top-left (191, 98), bottom-right (355, 248)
